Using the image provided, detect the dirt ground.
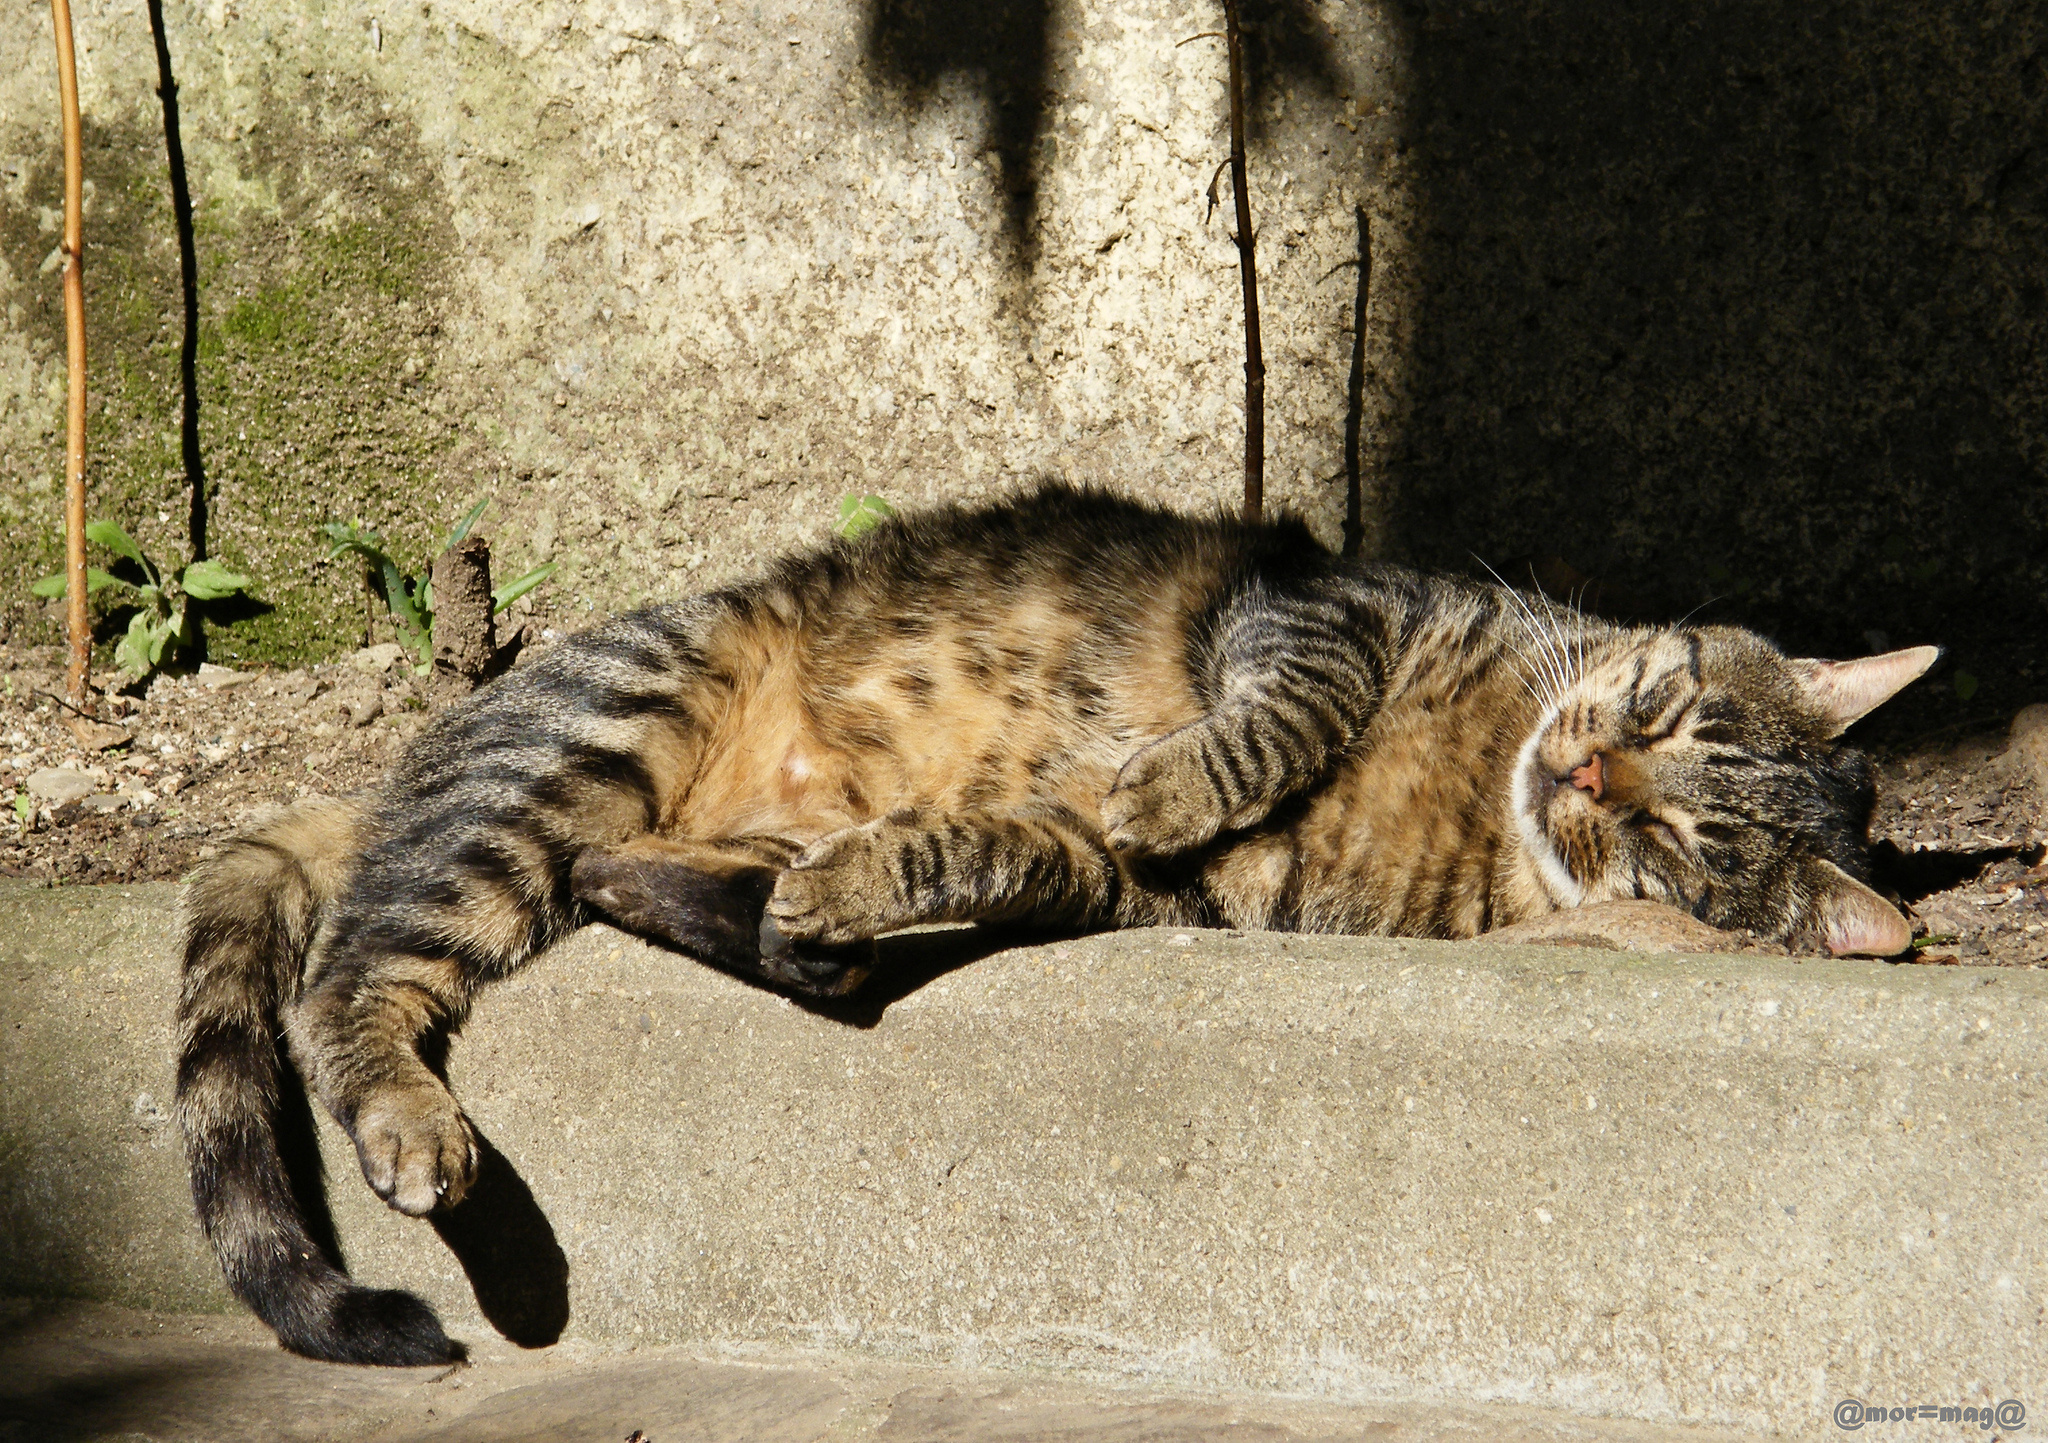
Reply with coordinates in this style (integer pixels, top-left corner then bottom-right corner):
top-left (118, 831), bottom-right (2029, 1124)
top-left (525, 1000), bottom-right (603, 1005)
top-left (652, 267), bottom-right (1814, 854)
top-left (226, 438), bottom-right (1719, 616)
top-left (2, 641), bottom-right (2043, 967)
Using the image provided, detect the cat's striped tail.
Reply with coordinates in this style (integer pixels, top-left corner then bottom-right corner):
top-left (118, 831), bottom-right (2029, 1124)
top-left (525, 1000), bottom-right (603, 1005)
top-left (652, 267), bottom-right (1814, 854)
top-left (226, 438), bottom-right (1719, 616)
top-left (175, 794), bottom-right (463, 1366)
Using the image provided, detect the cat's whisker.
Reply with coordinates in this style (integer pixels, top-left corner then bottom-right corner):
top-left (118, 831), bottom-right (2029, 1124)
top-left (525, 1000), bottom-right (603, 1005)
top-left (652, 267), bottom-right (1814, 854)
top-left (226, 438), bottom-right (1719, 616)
top-left (1497, 631), bottom-right (1564, 712)
top-left (1575, 595), bottom-right (1587, 683)
top-left (1557, 586), bottom-right (1582, 685)
top-left (1472, 556), bottom-right (1569, 701)
top-left (1523, 593), bottom-right (1574, 702)
top-left (1535, 588), bottom-right (1582, 695)
top-left (1545, 602), bottom-right (1579, 693)
top-left (1498, 621), bottom-right (1559, 704)
top-left (1527, 589), bottom-right (1577, 699)
top-left (1499, 646), bottom-right (1547, 707)
top-left (1674, 594), bottom-right (1726, 630)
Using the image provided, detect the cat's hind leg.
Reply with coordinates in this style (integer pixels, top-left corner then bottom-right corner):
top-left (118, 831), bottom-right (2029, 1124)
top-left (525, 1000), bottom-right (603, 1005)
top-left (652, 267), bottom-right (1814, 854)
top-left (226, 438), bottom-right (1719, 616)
top-left (764, 804), bottom-right (1127, 947)
top-left (571, 834), bottom-right (873, 996)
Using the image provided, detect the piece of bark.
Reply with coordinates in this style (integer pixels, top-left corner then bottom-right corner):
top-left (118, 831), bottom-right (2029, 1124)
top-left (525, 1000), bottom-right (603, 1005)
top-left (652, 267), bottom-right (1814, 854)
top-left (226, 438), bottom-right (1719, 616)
top-left (1484, 900), bottom-right (1761, 955)
top-left (64, 717), bottom-right (131, 752)
top-left (430, 536), bottom-right (496, 693)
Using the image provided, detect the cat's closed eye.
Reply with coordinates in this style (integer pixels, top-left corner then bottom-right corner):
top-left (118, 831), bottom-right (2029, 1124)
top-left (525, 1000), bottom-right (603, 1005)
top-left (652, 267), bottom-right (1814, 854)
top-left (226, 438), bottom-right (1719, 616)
top-left (1639, 816), bottom-right (1684, 851)
top-left (1632, 690), bottom-right (1693, 743)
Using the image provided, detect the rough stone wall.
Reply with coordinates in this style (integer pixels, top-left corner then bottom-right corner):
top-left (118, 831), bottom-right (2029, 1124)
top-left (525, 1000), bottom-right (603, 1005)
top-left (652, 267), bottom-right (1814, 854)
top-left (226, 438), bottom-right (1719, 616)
top-left (0, 0), bottom-right (1409, 665)
top-left (1385, 0), bottom-right (2048, 726)
top-left (0, 0), bottom-right (2040, 725)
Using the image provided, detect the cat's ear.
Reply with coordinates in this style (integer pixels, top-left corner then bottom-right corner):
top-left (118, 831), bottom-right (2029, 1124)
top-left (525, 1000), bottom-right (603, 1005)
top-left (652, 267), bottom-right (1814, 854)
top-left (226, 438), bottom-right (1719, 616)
top-left (1789, 646), bottom-right (1941, 736)
top-left (1803, 860), bottom-right (1912, 957)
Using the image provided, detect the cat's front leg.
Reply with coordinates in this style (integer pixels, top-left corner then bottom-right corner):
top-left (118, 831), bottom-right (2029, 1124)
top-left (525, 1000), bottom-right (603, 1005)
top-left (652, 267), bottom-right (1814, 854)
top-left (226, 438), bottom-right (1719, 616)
top-left (1106, 572), bottom-right (1388, 858)
top-left (765, 805), bottom-right (1119, 944)
top-left (1102, 706), bottom-right (1324, 858)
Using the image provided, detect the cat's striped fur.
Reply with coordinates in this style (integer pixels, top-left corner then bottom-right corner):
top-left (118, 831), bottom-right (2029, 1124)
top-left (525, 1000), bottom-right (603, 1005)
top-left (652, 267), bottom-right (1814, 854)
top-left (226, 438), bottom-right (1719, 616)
top-left (177, 483), bottom-right (1932, 1365)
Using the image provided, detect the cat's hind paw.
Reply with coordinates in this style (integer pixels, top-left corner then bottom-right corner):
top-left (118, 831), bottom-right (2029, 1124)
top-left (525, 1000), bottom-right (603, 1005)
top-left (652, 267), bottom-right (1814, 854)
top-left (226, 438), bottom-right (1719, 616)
top-left (349, 1082), bottom-right (479, 1218)
top-left (756, 913), bottom-right (874, 996)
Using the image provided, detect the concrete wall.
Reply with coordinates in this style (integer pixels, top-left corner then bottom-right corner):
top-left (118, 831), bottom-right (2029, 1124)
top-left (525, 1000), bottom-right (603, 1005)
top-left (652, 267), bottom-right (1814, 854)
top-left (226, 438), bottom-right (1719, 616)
top-left (0, 0), bottom-right (2041, 719)
top-left (0, 0), bottom-right (1413, 663)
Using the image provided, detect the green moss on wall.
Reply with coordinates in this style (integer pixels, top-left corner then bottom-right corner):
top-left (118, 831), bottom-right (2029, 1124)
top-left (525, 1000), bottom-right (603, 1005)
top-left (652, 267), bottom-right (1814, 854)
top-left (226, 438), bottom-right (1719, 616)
top-left (0, 73), bottom-right (464, 671)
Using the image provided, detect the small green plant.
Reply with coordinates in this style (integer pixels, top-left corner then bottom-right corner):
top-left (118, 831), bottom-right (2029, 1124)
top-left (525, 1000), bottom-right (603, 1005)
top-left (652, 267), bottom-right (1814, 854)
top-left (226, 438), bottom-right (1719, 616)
top-left (1953, 668), bottom-right (1979, 703)
top-left (321, 499), bottom-right (557, 673)
top-left (836, 493), bottom-right (896, 541)
top-left (32, 521), bottom-right (253, 678)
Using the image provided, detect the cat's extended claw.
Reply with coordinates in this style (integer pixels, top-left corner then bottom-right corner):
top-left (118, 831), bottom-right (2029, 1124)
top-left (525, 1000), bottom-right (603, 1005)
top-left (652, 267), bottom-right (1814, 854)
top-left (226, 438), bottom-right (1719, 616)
top-left (349, 1082), bottom-right (479, 1218)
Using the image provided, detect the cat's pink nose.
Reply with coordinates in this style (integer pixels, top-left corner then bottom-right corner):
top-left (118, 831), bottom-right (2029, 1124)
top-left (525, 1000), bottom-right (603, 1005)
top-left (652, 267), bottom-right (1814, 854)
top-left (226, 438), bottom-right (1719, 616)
top-left (1569, 753), bottom-right (1605, 801)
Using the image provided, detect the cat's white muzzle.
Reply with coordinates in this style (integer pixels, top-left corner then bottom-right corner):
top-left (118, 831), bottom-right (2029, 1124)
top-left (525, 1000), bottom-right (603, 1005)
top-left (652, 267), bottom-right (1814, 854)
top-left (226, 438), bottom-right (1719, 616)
top-left (1510, 707), bottom-right (1586, 907)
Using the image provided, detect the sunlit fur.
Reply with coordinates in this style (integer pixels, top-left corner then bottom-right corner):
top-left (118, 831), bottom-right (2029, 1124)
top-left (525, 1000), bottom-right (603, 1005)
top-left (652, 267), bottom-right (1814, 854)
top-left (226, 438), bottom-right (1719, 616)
top-left (177, 483), bottom-right (1914, 1366)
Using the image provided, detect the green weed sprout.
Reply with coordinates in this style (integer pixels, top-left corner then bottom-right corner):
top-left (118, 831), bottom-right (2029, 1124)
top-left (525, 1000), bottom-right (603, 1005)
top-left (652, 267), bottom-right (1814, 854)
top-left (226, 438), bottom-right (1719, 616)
top-left (32, 521), bottom-right (253, 678)
top-left (836, 493), bottom-right (896, 541)
top-left (321, 499), bottom-right (557, 673)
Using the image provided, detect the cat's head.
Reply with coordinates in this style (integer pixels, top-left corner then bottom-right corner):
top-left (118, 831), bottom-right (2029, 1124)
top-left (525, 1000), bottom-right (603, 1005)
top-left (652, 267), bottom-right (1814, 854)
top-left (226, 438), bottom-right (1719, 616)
top-left (1510, 628), bottom-right (1938, 954)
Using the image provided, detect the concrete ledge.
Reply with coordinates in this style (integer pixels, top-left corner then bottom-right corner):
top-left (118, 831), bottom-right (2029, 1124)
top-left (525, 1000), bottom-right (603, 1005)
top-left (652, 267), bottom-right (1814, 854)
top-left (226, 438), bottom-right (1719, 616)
top-left (2, 880), bottom-right (2042, 1439)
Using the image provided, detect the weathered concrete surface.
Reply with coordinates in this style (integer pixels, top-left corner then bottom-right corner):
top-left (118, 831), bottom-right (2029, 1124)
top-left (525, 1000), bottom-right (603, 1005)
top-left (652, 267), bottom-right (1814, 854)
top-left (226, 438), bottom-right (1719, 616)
top-left (0, 1298), bottom-right (1753, 1443)
top-left (1, 879), bottom-right (2043, 1440)
top-left (0, 0), bottom-right (2041, 723)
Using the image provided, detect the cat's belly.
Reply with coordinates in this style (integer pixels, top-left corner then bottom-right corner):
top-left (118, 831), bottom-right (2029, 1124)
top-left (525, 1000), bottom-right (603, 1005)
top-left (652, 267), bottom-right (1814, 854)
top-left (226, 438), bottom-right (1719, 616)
top-left (686, 735), bottom-right (1132, 843)
top-left (665, 687), bottom-right (1170, 846)
top-left (665, 603), bottom-right (1206, 845)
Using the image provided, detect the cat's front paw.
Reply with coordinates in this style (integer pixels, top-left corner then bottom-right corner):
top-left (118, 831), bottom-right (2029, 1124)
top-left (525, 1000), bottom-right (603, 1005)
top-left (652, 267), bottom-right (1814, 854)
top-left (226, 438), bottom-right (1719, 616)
top-left (350, 1082), bottom-right (479, 1217)
top-left (766, 824), bottom-right (904, 945)
top-left (1102, 730), bottom-right (1230, 858)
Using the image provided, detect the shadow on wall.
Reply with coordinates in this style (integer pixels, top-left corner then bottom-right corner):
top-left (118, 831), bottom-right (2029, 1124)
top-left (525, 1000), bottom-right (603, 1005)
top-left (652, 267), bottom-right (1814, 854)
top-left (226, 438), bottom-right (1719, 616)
top-left (862, 0), bottom-right (1345, 273)
top-left (1385, 0), bottom-right (2047, 727)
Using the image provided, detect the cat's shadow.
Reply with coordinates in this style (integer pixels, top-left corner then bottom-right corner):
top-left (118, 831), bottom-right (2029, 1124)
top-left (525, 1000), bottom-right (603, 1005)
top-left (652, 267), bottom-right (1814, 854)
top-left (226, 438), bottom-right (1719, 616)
top-left (1869, 839), bottom-right (2041, 904)
top-left (428, 1130), bottom-right (570, 1349)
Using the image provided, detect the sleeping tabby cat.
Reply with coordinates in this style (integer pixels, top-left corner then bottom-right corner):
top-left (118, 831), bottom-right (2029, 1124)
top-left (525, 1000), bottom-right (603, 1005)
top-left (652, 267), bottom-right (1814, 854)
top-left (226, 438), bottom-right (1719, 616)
top-left (177, 483), bottom-right (1934, 1365)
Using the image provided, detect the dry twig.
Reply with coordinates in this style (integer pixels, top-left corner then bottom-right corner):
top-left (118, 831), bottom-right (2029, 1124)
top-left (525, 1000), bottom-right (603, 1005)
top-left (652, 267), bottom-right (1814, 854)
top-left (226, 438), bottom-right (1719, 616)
top-left (1219, 0), bottom-right (1263, 521)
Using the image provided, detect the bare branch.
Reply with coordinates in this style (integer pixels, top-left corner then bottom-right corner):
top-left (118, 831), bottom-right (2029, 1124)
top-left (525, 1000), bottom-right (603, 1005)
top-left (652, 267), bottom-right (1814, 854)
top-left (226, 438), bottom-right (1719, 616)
top-left (1221, 0), bottom-right (1263, 522)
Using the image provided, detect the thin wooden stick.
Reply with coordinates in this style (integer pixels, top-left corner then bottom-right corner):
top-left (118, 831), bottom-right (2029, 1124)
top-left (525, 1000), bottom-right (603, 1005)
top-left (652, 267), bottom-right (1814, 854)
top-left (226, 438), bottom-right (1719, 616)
top-left (1220, 0), bottom-right (1263, 522)
top-left (1342, 206), bottom-right (1371, 557)
top-left (51, 0), bottom-right (88, 703)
